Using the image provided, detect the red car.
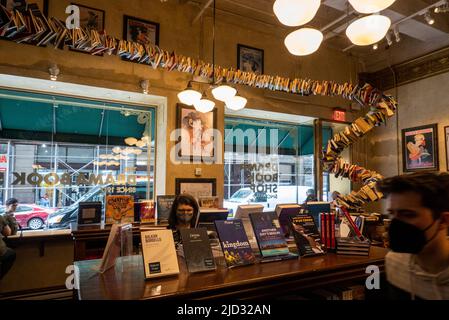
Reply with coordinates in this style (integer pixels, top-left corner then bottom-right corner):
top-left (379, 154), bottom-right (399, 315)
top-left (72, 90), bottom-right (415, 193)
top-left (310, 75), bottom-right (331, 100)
top-left (0, 204), bottom-right (56, 230)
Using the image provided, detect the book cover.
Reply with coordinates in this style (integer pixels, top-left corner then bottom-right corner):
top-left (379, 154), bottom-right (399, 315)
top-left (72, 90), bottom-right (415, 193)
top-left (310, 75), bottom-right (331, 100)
top-left (249, 212), bottom-right (290, 258)
top-left (105, 195), bottom-right (134, 224)
top-left (139, 200), bottom-right (155, 223)
top-left (77, 202), bottom-right (102, 225)
top-left (214, 219), bottom-right (256, 268)
top-left (275, 204), bottom-right (301, 237)
top-left (156, 195), bottom-right (175, 224)
top-left (289, 214), bottom-right (325, 257)
top-left (141, 229), bottom-right (180, 279)
top-left (198, 196), bottom-right (220, 209)
top-left (180, 228), bottom-right (216, 273)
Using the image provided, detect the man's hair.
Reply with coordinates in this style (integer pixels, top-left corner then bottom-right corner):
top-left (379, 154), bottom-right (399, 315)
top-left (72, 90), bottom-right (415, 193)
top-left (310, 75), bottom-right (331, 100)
top-left (5, 198), bottom-right (18, 206)
top-left (377, 172), bottom-right (449, 219)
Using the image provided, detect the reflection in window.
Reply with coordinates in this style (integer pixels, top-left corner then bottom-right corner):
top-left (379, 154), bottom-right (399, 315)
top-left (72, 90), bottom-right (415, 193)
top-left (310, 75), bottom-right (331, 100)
top-left (0, 89), bottom-right (156, 230)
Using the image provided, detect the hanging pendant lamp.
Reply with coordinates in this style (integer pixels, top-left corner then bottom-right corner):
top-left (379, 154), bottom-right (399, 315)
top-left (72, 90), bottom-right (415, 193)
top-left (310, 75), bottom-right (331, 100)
top-left (177, 81), bottom-right (202, 106)
top-left (212, 84), bottom-right (237, 102)
top-left (284, 28), bottom-right (323, 56)
top-left (346, 14), bottom-right (391, 46)
top-left (225, 96), bottom-right (247, 111)
top-left (273, 0), bottom-right (321, 27)
top-left (348, 0), bottom-right (396, 14)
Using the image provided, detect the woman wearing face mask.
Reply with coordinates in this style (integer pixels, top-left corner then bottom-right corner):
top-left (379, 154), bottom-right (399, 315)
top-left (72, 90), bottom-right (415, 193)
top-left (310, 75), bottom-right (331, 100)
top-left (377, 172), bottom-right (449, 300)
top-left (167, 194), bottom-right (200, 244)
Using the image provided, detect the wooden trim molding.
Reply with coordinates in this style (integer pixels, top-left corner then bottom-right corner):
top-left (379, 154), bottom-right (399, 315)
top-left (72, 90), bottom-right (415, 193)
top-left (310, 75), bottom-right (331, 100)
top-left (359, 46), bottom-right (449, 91)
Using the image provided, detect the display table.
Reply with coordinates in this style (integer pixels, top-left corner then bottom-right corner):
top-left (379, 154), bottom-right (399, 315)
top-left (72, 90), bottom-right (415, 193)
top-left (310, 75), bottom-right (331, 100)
top-left (75, 246), bottom-right (388, 300)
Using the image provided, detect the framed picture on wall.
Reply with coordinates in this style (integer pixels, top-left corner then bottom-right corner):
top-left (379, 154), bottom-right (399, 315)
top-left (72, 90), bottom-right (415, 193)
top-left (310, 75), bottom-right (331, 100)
top-left (176, 103), bottom-right (217, 161)
top-left (175, 178), bottom-right (217, 198)
top-left (0, 0), bottom-right (27, 12)
top-left (445, 126), bottom-right (449, 171)
top-left (402, 124), bottom-right (439, 172)
top-left (123, 15), bottom-right (159, 46)
top-left (237, 44), bottom-right (264, 75)
top-left (72, 3), bottom-right (105, 31)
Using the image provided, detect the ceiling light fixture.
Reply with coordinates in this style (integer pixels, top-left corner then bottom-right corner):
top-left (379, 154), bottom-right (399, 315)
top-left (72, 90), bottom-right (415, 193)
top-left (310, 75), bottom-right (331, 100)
top-left (346, 14), bottom-right (391, 46)
top-left (348, 0), bottom-right (396, 14)
top-left (424, 11), bottom-right (435, 25)
top-left (177, 81), bottom-right (202, 106)
top-left (385, 31), bottom-right (393, 46)
top-left (273, 0), bottom-right (321, 27)
top-left (225, 95), bottom-right (247, 111)
top-left (194, 92), bottom-right (215, 113)
top-left (140, 79), bottom-right (150, 94)
top-left (49, 63), bottom-right (60, 81)
top-left (284, 28), bottom-right (323, 56)
top-left (211, 81), bottom-right (237, 102)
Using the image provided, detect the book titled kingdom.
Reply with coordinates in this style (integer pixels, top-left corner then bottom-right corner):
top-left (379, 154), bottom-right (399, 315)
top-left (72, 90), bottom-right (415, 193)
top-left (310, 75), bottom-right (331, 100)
top-left (105, 195), bottom-right (134, 224)
top-left (215, 220), bottom-right (256, 268)
top-left (157, 195), bottom-right (175, 224)
top-left (249, 212), bottom-right (290, 258)
top-left (290, 214), bottom-right (325, 257)
top-left (141, 229), bottom-right (179, 279)
top-left (180, 228), bottom-right (216, 273)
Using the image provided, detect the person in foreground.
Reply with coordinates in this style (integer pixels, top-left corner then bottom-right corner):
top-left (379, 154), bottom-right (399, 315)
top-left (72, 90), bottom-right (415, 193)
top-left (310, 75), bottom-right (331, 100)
top-left (0, 198), bottom-right (19, 280)
top-left (168, 194), bottom-right (200, 243)
top-left (377, 172), bottom-right (449, 300)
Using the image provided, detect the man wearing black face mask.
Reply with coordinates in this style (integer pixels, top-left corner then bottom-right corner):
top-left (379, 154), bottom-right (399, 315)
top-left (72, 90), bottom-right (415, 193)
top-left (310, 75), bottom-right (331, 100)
top-left (377, 172), bottom-right (449, 300)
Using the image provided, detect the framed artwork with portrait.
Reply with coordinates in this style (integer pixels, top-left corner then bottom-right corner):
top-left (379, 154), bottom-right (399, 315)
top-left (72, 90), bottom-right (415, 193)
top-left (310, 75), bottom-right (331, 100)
top-left (237, 44), bottom-right (264, 75)
top-left (176, 103), bottom-right (217, 161)
top-left (123, 15), bottom-right (159, 46)
top-left (402, 124), bottom-right (439, 172)
top-left (1, 0), bottom-right (48, 16)
top-left (175, 178), bottom-right (217, 199)
top-left (72, 3), bottom-right (105, 31)
top-left (445, 126), bottom-right (449, 171)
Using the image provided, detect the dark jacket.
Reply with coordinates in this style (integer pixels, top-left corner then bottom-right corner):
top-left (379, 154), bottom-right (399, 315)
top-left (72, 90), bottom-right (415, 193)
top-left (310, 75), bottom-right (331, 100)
top-left (0, 214), bottom-right (18, 256)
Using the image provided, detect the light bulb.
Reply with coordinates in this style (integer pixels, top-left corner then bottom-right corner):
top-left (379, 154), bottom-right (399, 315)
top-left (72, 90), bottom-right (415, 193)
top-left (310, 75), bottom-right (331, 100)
top-left (211, 85), bottom-right (237, 102)
top-left (424, 11), bottom-right (435, 25)
top-left (273, 0), bottom-right (321, 27)
top-left (225, 96), bottom-right (247, 111)
top-left (284, 28), bottom-right (323, 56)
top-left (346, 15), bottom-right (391, 46)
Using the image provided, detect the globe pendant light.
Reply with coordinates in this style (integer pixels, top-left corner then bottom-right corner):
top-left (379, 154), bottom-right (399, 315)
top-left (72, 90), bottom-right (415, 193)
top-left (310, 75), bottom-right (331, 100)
top-left (177, 81), bottom-right (202, 106)
top-left (284, 28), bottom-right (323, 56)
top-left (346, 14), bottom-right (391, 46)
top-left (211, 84), bottom-right (237, 102)
top-left (194, 97), bottom-right (215, 113)
top-left (225, 96), bottom-right (247, 111)
top-left (348, 0), bottom-right (396, 14)
top-left (273, 0), bottom-right (321, 27)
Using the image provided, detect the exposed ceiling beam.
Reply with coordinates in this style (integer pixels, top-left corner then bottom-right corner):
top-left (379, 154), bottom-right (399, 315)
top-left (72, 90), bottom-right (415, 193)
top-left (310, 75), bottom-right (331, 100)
top-left (192, 0), bottom-right (213, 25)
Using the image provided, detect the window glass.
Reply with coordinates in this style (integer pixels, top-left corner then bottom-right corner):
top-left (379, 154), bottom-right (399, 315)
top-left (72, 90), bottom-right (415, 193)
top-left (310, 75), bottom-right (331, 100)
top-left (0, 89), bottom-right (156, 231)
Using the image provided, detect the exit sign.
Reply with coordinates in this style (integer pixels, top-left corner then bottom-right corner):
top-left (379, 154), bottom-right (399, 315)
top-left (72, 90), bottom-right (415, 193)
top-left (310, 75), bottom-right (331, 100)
top-left (333, 109), bottom-right (346, 122)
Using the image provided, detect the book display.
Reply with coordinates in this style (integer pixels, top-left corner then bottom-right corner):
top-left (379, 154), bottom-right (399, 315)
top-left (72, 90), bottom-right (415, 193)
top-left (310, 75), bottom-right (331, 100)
top-left (105, 195), bottom-right (134, 224)
top-left (275, 204), bottom-right (302, 237)
top-left (180, 228), bottom-right (216, 273)
top-left (141, 229), bottom-right (179, 279)
top-left (290, 214), bottom-right (325, 257)
top-left (156, 195), bottom-right (175, 224)
top-left (215, 219), bottom-right (256, 268)
top-left (138, 200), bottom-right (155, 223)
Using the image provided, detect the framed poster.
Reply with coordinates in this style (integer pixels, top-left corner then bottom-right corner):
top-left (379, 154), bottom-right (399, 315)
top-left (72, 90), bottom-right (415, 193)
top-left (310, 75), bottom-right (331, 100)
top-left (445, 126), bottom-right (449, 171)
top-left (237, 44), bottom-right (264, 75)
top-left (175, 178), bottom-right (217, 199)
top-left (123, 15), bottom-right (159, 46)
top-left (72, 3), bottom-right (105, 31)
top-left (176, 103), bottom-right (217, 161)
top-left (402, 124), bottom-right (439, 172)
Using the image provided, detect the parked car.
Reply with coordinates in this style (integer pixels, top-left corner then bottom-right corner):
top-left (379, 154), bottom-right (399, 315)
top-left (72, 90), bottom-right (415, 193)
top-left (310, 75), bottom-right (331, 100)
top-left (0, 204), bottom-right (56, 230)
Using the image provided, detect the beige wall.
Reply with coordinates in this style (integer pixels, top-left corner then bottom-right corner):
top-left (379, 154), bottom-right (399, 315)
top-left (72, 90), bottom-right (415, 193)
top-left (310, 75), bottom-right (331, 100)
top-left (367, 71), bottom-right (449, 213)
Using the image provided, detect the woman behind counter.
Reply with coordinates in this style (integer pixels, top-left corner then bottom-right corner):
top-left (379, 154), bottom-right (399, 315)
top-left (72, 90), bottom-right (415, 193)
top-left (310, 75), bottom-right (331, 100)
top-left (167, 194), bottom-right (200, 243)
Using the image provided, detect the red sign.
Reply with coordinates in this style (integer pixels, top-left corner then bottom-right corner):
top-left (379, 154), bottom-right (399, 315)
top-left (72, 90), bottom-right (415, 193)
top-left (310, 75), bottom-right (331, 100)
top-left (0, 154), bottom-right (7, 172)
top-left (333, 109), bottom-right (346, 122)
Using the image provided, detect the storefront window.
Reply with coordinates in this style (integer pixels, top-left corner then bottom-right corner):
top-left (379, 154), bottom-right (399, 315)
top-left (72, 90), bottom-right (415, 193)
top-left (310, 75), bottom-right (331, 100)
top-left (0, 89), bottom-right (156, 230)
top-left (224, 117), bottom-right (320, 214)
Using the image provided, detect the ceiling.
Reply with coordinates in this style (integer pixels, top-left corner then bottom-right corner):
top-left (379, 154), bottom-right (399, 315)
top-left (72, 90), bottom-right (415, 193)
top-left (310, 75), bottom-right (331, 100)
top-left (183, 0), bottom-right (449, 72)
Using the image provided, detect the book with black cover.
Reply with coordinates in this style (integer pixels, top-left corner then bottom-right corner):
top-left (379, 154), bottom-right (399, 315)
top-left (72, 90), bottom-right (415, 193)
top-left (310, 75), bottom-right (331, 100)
top-left (77, 201), bottom-right (102, 225)
top-left (289, 214), bottom-right (325, 257)
top-left (215, 219), bottom-right (256, 268)
top-left (249, 211), bottom-right (292, 259)
top-left (275, 204), bottom-right (301, 237)
top-left (180, 228), bottom-right (216, 273)
top-left (156, 195), bottom-right (175, 224)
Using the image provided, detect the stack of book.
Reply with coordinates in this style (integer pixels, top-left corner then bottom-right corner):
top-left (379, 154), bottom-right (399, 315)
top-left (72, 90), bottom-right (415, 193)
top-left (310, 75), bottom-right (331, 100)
top-left (336, 237), bottom-right (371, 256)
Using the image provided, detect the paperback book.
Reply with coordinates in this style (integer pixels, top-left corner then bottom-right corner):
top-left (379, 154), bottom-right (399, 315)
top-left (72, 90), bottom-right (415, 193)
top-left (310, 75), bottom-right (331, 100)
top-left (290, 214), bottom-right (325, 257)
top-left (156, 195), bottom-right (176, 224)
top-left (105, 195), bottom-right (134, 224)
top-left (180, 228), bottom-right (216, 273)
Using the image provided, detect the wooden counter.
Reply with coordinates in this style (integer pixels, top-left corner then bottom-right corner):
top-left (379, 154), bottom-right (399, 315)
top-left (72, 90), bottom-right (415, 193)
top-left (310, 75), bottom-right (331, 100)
top-left (75, 246), bottom-right (388, 300)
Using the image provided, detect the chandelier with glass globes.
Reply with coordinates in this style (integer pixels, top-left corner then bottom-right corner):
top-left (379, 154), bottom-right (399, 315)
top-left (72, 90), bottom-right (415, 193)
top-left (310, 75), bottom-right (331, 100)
top-left (275, 0), bottom-right (395, 56)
